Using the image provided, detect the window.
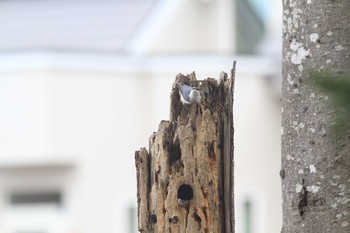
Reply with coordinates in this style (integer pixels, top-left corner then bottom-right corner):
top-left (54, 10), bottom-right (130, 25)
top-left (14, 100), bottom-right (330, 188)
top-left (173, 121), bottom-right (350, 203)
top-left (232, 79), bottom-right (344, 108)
top-left (244, 198), bottom-right (252, 233)
top-left (10, 192), bottom-right (61, 206)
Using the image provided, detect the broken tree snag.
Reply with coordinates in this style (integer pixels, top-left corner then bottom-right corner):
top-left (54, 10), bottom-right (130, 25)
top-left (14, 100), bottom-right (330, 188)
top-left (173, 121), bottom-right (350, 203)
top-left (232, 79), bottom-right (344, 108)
top-left (135, 62), bottom-right (235, 233)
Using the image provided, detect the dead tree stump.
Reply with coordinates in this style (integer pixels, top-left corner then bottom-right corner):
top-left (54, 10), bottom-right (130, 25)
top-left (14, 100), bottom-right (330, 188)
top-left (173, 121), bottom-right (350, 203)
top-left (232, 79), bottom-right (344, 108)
top-left (135, 63), bottom-right (235, 233)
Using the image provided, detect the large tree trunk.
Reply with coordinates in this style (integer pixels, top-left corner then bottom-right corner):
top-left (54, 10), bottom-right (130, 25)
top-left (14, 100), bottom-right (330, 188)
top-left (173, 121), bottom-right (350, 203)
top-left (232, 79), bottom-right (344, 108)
top-left (135, 66), bottom-right (235, 233)
top-left (282, 0), bottom-right (350, 232)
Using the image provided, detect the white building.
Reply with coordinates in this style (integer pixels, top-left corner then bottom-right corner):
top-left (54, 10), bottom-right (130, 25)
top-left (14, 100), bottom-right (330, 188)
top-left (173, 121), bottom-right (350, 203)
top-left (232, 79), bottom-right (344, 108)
top-left (0, 0), bottom-right (282, 232)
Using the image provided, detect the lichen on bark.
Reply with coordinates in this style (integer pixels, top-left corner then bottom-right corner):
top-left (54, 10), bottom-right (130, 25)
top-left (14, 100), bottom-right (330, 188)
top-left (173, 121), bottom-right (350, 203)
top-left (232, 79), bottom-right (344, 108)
top-left (282, 0), bottom-right (350, 232)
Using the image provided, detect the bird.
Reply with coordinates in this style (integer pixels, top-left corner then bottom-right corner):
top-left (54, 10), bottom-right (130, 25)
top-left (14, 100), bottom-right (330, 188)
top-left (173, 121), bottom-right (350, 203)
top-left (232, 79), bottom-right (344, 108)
top-left (177, 83), bottom-right (201, 105)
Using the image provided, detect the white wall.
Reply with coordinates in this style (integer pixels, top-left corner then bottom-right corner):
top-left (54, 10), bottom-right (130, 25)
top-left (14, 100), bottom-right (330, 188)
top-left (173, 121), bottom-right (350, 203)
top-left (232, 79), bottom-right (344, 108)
top-left (0, 67), bottom-right (144, 232)
top-left (0, 53), bottom-right (281, 233)
top-left (235, 75), bottom-right (282, 233)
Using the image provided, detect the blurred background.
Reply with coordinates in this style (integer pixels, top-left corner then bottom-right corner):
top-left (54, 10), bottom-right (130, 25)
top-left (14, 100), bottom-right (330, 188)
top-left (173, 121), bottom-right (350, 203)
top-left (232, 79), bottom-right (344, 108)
top-left (0, 0), bottom-right (282, 232)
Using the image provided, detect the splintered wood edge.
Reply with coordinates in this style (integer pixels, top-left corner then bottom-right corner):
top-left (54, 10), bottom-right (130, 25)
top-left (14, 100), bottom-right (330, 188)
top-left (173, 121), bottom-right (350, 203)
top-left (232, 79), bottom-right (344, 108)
top-left (226, 60), bottom-right (236, 233)
top-left (135, 148), bottom-right (150, 232)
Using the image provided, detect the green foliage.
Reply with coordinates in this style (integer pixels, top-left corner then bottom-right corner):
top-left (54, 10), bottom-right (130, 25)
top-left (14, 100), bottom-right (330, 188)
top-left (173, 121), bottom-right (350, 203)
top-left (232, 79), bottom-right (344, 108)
top-left (311, 71), bottom-right (350, 134)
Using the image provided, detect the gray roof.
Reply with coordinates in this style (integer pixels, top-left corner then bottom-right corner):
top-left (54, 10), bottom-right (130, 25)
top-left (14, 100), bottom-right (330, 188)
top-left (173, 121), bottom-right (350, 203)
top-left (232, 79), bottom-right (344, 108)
top-left (0, 0), bottom-right (155, 52)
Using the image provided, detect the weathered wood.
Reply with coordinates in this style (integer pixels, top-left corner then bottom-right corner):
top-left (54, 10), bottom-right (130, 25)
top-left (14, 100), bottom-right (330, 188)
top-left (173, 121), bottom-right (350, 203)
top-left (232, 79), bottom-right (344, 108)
top-left (135, 63), bottom-right (235, 233)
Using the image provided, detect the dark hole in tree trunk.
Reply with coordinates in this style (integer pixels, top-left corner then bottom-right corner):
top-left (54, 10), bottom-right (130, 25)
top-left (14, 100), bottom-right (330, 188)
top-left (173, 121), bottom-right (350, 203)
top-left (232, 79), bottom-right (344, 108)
top-left (168, 142), bottom-right (181, 166)
top-left (178, 184), bottom-right (193, 201)
top-left (150, 214), bottom-right (157, 223)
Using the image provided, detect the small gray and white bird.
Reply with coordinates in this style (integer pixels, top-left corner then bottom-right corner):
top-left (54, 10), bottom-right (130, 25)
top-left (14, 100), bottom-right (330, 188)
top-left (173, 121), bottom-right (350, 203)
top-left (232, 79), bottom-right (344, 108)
top-left (177, 83), bottom-right (201, 105)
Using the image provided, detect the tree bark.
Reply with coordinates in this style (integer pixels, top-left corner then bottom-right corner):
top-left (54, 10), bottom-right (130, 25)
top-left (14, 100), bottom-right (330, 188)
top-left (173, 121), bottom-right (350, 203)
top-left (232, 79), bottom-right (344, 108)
top-left (135, 64), bottom-right (235, 233)
top-left (282, 0), bottom-right (350, 232)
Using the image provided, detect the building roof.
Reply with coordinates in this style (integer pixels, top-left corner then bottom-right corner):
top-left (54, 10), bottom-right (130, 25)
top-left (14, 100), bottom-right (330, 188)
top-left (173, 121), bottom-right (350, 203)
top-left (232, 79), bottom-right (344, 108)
top-left (0, 0), bottom-right (155, 52)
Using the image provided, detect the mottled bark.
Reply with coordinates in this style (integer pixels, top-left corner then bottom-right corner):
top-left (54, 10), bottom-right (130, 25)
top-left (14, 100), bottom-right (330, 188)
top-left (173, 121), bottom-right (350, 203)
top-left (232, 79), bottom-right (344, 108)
top-left (135, 65), bottom-right (235, 233)
top-left (282, 0), bottom-right (350, 232)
